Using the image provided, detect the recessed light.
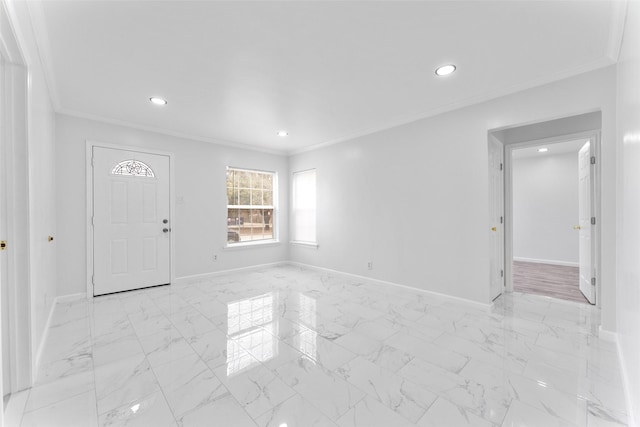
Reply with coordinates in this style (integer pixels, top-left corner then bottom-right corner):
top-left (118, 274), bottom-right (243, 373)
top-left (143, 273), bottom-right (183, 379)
top-left (538, 148), bottom-right (548, 153)
top-left (277, 131), bottom-right (288, 137)
top-left (149, 97), bottom-right (167, 106)
top-left (435, 64), bottom-right (456, 76)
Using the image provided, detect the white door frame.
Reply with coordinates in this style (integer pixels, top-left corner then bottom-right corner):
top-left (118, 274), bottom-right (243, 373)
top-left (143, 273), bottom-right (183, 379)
top-left (1, 0), bottom-right (33, 408)
top-left (503, 130), bottom-right (601, 305)
top-left (86, 140), bottom-right (175, 298)
top-left (488, 134), bottom-right (505, 300)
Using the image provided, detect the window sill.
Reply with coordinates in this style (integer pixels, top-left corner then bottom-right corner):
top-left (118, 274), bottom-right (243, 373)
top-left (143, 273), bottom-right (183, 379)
top-left (290, 241), bottom-right (319, 249)
top-left (224, 240), bottom-right (280, 250)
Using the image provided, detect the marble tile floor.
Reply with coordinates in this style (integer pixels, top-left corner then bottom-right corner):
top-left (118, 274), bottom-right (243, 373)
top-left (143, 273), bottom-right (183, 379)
top-left (10, 265), bottom-right (628, 426)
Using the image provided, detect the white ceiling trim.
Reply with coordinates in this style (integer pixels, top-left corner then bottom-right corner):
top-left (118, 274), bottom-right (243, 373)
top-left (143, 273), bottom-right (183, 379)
top-left (607, 0), bottom-right (629, 62)
top-left (289, 56), bottom-right (615, 156)
top-left (57, 107), bottom-right (288, 156)
top-left (56, 55), bottom-right (616, 158)
top-left (26, 1), bottom-right (621, 157)
top-left (0, 1), bottom-right (25, 64)
top-left (25, 0), bottom-right (61, 111)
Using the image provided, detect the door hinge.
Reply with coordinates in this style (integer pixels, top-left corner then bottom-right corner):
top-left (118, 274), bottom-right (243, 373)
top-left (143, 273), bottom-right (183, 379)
top-left (591, 277), bottom-right (596, 287)
top-left (590, 156), bottom-right (596, 165)
top-left (591, 217), bottom-right (596, 225)
top-left (91, 156), bottom-right (95, 167)
top-left (91, 275), bottom-right (94, 285)
top-left (500, 216), bottom-right (503, 224)
top-left (501, 270), bottom-right (504, 278)
top-left (500, 163), bottom-right (503, 171)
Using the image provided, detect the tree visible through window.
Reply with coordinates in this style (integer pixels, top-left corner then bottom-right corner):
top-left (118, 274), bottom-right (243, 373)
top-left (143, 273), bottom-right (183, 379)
top-left (226, 168), bottom-right (275, 244)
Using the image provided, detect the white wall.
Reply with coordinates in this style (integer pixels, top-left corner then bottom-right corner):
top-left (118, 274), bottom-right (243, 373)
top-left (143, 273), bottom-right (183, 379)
top-left (512, 151), bottom-right (579, 266)
top-left (290, 66), bottom-right (617, 322)
top-left (616, 1), bottom-right (640, 424)
top-left (55, 114), bottom-right (289, 297)
top-left (4, 0), bottom-right (58, 377)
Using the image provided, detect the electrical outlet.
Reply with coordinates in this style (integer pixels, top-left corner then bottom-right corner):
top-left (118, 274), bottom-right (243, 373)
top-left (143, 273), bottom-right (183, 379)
top-left (367, 261), bottom-right (373, 270)
top-left (213, 254), bottom-right (218, 262)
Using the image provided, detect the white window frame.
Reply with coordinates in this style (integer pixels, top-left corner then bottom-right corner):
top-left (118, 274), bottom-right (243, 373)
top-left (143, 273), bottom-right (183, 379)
top-left (225, 166), bottom-right (278, 248)
top-left (291, 168), bottom-right (318, 247)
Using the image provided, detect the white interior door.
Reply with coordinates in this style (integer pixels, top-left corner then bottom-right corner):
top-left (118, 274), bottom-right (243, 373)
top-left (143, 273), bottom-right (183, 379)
top-left (578, 141), bottom-right (595, 304)
top-left (0, 165), bottom-right (9, 409)
top-left (488, 137), bottom-right (504, 300)
top-left (0, 21), bottom-right (33, 403)
top-left (0, 54), bottom-right (10, 407)
top-left (93, 147), bottom-right (171, 296)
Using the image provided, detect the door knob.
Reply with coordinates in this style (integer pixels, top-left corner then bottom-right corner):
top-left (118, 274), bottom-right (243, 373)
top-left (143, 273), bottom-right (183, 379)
top-left (573, 225), bottom-right (581, 230)
top-left (163, 219), bottom-right (168, 224)
top-left (163, 228), bottom-right (169, 233)
top-left (491, 227), bottom-right (497, 232)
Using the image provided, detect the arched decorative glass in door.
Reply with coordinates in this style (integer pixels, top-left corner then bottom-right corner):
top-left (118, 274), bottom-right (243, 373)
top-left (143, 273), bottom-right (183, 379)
top-left (111, 160), bottom-right (155, 177)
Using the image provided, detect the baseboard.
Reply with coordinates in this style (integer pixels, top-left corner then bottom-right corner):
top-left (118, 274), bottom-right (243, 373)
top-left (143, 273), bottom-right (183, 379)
top-left (598, 325), bottom-right (617, 342)
top-left (3, 389), bottom-right (29, 427)
top-left (173, 261), bottom-right (288, 285)
top-left (513, 257), bottom-right (579, 267)
top-left (34, 292), bottom-right (86, 374)
top-left (56, 292), bottom-right (86, 303)
top-left (616, 339), bottom-right (638, 427)
top-left (287, 261), bottom-right (493, 311)
top-left (34, 299), bottom-right (56, 377)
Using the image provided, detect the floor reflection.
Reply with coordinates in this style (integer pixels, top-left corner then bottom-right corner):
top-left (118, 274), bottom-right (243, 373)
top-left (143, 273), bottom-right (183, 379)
top-left (225, 291), bottom-right (321, 375)
top-left (226, 292), bottom-right (278, 375)
top-left (25, 266), bottom-right (625, 427)
top-left (296, 293), bottom-right (318, 364)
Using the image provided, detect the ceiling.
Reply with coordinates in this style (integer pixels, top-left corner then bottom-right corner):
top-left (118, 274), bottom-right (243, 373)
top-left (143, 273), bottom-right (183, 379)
top-left (512, 138), bottom-right (588, 159)
top-left (29, 1), bottom-right (625, 154)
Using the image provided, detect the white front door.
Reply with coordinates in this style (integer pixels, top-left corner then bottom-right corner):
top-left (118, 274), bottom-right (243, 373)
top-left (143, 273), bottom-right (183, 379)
top-left (578, 141), bottom-right (595, 304)
top-left (92, 147), bottom-right (171, 296)
top-left (488, 137), bottom-right (504, 300)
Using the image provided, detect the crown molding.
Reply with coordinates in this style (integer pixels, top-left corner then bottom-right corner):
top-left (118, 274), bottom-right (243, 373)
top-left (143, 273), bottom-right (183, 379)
top-left (0, 0), bottom-right (26, 65)
top-left (54, 56), bottom-right (616, 159)
top-left (607, 0), bottom-right (629, 63)
top-left (288, 57), bottom-right (615, 156)
top-left (25, 0), bottom-right (62, 111)
top-left (21, 0), bottom-right (620, 158)
top-left (57, 108), bottom-right (288, 156)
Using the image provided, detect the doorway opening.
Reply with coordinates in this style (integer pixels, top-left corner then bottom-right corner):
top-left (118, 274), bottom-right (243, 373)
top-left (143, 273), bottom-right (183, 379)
top-left (488, 111), bottom-right (602, 307)
top-left (1, 1), bottom-right (34, 413)
top-left (510, 138), bottom-right (595, 304)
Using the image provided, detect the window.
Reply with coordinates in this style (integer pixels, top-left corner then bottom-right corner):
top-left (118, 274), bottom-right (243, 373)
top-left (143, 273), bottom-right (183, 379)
top-left (226, 167), bottom-right (276, 244)
top-left (111, 160), bottom-right (155, 177)
top-left (292, 169), bottom-right (316, 244)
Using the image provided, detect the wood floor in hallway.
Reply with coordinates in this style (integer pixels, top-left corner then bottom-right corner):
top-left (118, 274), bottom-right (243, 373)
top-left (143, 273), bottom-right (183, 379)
top-left (513, 260), bottom-right (590, 304)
